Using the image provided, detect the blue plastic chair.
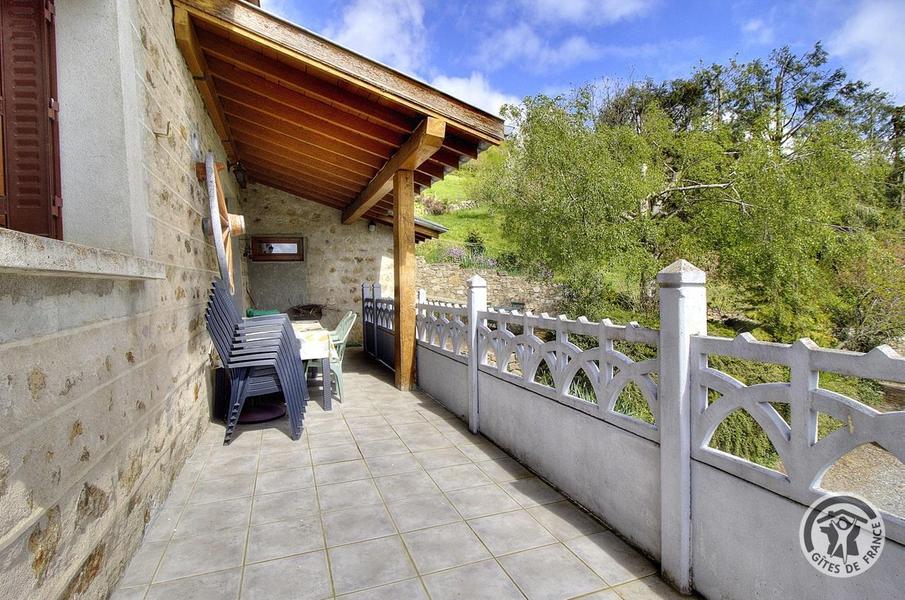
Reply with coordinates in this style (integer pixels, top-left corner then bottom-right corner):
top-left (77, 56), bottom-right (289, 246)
top-left (206, 280), bottom-right (308, 444)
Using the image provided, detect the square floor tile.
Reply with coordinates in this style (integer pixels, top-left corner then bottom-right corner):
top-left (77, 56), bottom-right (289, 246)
top-left (401, 433), bottom-right (454, 453)
top-left (143, 505), bottom-right (181, 542)
top-left (315, 459), bottom-right (371, 485)
top-left (146, 567), bottom-right (241, 600)
top-left (199, 453), bottom-right (258, 480)
top-left (403, 521), bottom-right (491, 573)
top-left (241, 550), bottom-right (332, 600)
top-left (336, 578), bottom-right (428, 599)
top-left (346, 415), bottom-right (389, 430)
top-left (318, 479), bottom-right (383, 512)
top-left (446, 484), bottom-right (521, 519)
top-left (468, 510), bottom-right (557, 556)
top-left (311, 443), bottom-right (362, 465)
top-left (608, 576), bottom-right (687, 599)
top-left (358, 438), bottom-right (410, 458)
top-left (246, 514), bottom-right (324, 563)
top-left (188, 473), bottom-right (255, 505)
top-left (500, 478), bottom-right (565, 508)
top-left (119, 540), bottom-right (167, 587)
top-left (564, 532), bottom-right (656, 586)
top-left (174, 496), bottom-right (251, 537)
top-left (259, 449), bottom-right (311, 472)
top-left (251, 488), bottom-right (319, 525)
top-left (309, 430), bottom-right (356, 448)
top-left (413, 447), bottom-right (470, 470)
top-left (499, 543), bottom-right (605, 600)
top-left (456, 443), bottom-right (507, 462)
top-left (328, 536), bottom-right (417, 595)
top-left (527, 501), bottom-right (606, 542)
top-left (375, 471), bottom-right (440, 502)
top-left (476, 457), bottom-right (532, 483)
top-left (428, 464), bottom-right (493, 492)
top-left (422, 559), bottom-right (525, 600)
top-left (154, 527), bottom-right (246, 582)
top-left (110, 587), bottom-right (148, 600)
top-left (255, 466), bottom-right (315, 495)
top-left (386, 493), bottom-right (462, 533)
top-left (323, 504), bottom-right (397, 546)
top-left (351, 426), bottom-right (399, 442)
top-left (383, 412), bottom-right (427, 426)
top-left (260, 434), bottom-right (308, 455)
top-left (365, 453), bottom-right (422, 477)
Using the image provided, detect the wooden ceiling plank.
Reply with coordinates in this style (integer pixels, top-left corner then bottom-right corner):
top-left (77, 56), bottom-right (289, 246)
top-left (196, 29), bottom-right (417, 134)
top-left (233, 138), bottom-right (370, 187)
top-left (220, 101), bottom-right (384, 169)
top-left (246, 170), bottom-right (351, 208)
top-left (173, 7), bottom-right (236, 160)
top-left (342, 117), bottom-right (446, 224)
top-left (248, 174), bottom-right (349, 210)
top-left (207, 56), bottom-right (407, 146)
top-left (242, 155), bottom-right (360, 197)
top-left (215, 80), bottom-right (395, 158)
top-left (228, 116), bottom-right (378, 177)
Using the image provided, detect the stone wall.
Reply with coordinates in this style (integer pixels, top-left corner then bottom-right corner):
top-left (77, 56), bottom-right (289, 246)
top-left (238, 184), bottom-right (395, 345)
top-left (415, 257), bottom-right (566, 313)
top-left (0, 1), bottom-right (230, 598)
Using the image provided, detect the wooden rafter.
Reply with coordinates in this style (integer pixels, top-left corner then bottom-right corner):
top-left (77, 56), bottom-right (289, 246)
top-left (195, 29), bottom-right (417, 134)
top-left (173, 7), bottom-right (236, 160)
top-left (342, 117), bottom-right (446, 224)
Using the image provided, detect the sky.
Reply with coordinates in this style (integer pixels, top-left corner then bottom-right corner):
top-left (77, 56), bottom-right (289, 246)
top-left (258, 0), bottom-right (905, 116)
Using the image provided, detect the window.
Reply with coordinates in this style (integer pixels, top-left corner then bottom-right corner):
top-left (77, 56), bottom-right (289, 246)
top-left (249, 236), bottom-right (304, 261)
top-left (0, 0), bottom-right (61, 238)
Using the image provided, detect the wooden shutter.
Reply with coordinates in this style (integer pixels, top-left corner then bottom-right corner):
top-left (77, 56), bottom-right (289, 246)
top-left (0, 0), bottom-right (61, 238)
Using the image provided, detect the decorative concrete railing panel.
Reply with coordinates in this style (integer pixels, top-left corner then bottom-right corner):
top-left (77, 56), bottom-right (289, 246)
top-left (476, 310), bottom-right (660, 442)
top-left (691, 333), bottom-right (905, 543)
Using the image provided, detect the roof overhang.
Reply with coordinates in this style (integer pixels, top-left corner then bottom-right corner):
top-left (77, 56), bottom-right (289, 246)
top-left (173, 0), bottom-right (504, 241)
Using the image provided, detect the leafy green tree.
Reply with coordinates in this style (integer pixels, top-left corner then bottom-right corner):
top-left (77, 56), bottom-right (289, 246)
top-left (479, 44), bottom-right (903, 344)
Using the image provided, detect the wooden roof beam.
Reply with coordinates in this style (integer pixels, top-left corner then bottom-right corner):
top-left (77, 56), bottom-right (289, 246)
top-left (174, 0), bottom-right (503, 144)
top-left (342, 117), bottom-right (446, 224)
top-left (173, 7), bottom-right (236, 160)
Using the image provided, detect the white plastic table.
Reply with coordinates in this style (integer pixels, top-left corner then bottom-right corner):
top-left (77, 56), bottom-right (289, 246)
top-left (292, 321), bottom-right (333, 410)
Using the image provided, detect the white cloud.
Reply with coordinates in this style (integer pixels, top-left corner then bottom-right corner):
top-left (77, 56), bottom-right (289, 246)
top-left (258, 0), bottom-right (306, 25)
top-left (482, 23), bottom-right (601, 72)
top-left (741, 18), bottom-right (775, 45)
top-left (323, 0), bottom-right (427, 74)
top-left (430, 73), bottom-right (520, 117)
top-left (831, 0), bottom-right (905, 100)
top-left (518, 0), bottom-right (655, 26)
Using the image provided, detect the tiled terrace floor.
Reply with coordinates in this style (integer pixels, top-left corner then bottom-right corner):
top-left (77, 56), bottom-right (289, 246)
top-left (113, 350), bottom-right (685, 600)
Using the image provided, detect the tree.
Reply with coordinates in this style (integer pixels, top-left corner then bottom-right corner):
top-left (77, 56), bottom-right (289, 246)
top-left (478, 44), bottom-right (903, 344)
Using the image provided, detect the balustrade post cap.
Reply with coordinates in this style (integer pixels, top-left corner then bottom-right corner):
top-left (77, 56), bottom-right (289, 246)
top-left (468, 274), bottom-right (487, 288)
top-left (657, 259), bottom-right (706, 285)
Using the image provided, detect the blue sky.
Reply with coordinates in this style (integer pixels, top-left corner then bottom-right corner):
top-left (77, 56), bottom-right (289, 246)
top-left (259, 0), bottom-right (905, 115)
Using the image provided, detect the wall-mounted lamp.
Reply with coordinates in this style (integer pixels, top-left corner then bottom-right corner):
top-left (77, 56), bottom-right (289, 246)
top-left (368, 220), bottom-right (377, 233)
top-left (230, 161), bottom-right (248, 189)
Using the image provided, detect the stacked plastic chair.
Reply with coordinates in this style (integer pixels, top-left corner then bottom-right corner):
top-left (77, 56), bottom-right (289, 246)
top-left (206, 279), bottom-right (308, 444)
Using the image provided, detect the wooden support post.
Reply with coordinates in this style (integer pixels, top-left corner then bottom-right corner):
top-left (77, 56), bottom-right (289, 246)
top-left (393, 170), bottom-right (416, 390)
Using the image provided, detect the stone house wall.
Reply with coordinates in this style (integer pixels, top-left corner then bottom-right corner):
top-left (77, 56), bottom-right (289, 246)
top-left (0, 1), bottom-right (231, 598)
top-left (415, 257), bottom-right (566, 313)
top-left (238, 184), bottom-right (395, 345)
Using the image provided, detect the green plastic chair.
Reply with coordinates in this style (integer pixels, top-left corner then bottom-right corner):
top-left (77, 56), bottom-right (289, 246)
top-left (307, 311), bottom-right (357, 401)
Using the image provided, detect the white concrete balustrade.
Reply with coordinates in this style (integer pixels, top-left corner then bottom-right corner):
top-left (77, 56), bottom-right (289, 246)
top-left (413, 260), bottom-right (905, 599)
